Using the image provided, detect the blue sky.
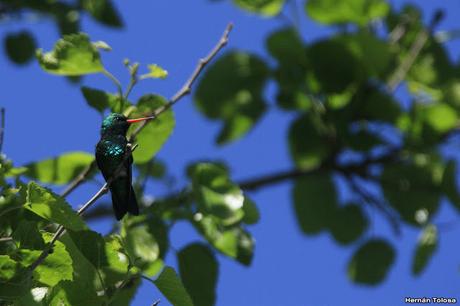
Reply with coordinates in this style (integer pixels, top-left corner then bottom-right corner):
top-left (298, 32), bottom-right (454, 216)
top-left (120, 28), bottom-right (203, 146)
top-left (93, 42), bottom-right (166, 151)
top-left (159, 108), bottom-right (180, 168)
top-left (1, 1), bottom-right (460, 305)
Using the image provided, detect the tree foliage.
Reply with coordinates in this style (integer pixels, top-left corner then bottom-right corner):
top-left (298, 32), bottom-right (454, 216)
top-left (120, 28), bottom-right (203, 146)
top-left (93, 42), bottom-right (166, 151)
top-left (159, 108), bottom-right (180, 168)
top-left (1, 0), bottom-right (459, 304)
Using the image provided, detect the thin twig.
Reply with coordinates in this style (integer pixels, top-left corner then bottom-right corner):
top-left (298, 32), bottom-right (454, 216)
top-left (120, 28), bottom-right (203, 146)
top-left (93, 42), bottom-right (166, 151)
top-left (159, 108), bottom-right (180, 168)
top-left (102, 69), bottom-right (123, 100)
top-left (30, 24), bottom-right (234, 272)
top-left (129, 23), bottom-right (233, 143)
top-left (60, 23), bottom-right (234, 198)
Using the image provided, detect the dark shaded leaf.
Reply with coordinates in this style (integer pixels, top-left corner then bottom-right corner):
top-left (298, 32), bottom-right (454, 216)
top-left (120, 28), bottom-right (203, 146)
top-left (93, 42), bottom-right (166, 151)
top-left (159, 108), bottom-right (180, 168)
top-left (153, 266), bottom-right (194, 306)
top-left (4, 31), bottom-right (36, 65)
top-left (12, 221), bottom-right (45, 250)
top-left (412, 225), bottom-right (437, 275)
top-left (348, 239), bottom-right (395, 285)
top-left (178, 243), bottom-right (218, 306)
top-left (81, 0), bottom-right (123, 27)
top-left (329, 204), bottom-right (368, 245)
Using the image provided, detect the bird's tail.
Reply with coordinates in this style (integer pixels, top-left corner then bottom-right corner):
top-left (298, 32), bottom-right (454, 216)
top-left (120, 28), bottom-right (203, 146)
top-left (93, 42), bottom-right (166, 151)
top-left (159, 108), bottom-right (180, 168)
top-left (110, 179), bottom-right (139, 220)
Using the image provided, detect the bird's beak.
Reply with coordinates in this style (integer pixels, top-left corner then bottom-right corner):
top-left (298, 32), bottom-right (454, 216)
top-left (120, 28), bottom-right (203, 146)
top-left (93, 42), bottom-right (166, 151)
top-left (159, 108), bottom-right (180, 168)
top-left (126, 116), bottom-right (155, 124)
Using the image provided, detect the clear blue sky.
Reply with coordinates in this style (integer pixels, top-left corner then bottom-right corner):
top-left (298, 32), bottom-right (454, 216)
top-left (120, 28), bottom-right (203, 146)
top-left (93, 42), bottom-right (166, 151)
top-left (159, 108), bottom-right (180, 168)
top-left (1, 1), bottom-right (460, 305)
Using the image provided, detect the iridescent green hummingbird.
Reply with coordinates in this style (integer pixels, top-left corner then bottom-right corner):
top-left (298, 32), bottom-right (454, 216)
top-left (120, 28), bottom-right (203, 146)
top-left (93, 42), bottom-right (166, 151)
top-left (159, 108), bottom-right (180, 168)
top-left (96, 113), bottom-right (153, 220)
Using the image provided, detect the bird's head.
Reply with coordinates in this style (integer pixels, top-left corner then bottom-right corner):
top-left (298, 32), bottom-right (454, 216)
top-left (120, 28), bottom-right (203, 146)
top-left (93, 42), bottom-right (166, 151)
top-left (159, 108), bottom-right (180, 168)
top-left (101, 113), bottom-right (153, 136)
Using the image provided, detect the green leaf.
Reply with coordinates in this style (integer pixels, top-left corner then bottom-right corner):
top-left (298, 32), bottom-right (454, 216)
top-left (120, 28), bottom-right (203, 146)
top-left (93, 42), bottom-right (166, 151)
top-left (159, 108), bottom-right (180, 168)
top-left (288, 114), bottom-right (333, 169)
top-left (109, 278), bottom-right (141, 306)
top-left (101, 235), bottom-right (131, 286)
top-left (4, 31), bottom-right (36, 65)
top-left (36, 33), bottom-right (104, 76)
top-left (266, 28), bottom-right (305, 65)
top-left (306, 0), bottom-right (389, 26)
top-left (189, 163), bottom-right (245, 225)
top-left (381, 162), bottom-right (441, 225)
top-left (423, 103), bottom-right (457, 133)
top-left (195, 216), bottom-right (254, 265)
top-left (25, 182), bottom-right (86, 231)
top-left (293, 173), bottom-right (337, 234)
top-left (81, 86), bottom-right (123, 113)
top-left (194, 51), bottom-right (269, 144)
top-left (21, 233), bottom-right (73, 286)
top-left (46, 280), bottom-right (103, 305)
top-left (232, 0), bottom-right (286, 16)
top-left (348, 239), bottom-right (395, 285)
top-left (0, 255), bottom-right (32, 299)
top-left (67, 230), bottom-right (107, 269)
top-left (129, 95), bottom-right (175, 164)
top-left (178, 243), bottom-right (218, 306)
top-left (153, 266), bottom-right (194, 306)
top-left (442, 160), bottom-right (460, 211)
top-left (81, 0), bottom-right (123, 27)
top-left (145, 64), bottom-right (168, 79)
top-left (412, 225), bottom-right (438, 275)
top-left (242, 197), bottom-right (260, 225)
top-left (329, 204), bottom-right (368, 245)
top-left (24, 151), bottom-right (94, 185)
top-left (121, 222), bottom-right (161, 277)
top-left (12, 221), bottom-right (45, 250)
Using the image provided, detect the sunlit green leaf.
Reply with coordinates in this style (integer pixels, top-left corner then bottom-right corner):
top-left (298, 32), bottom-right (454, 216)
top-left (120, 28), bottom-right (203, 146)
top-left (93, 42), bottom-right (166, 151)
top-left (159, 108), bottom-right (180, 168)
top-left (293, 173), bottom-right (337, 234)
top-left (178, 243), bottom-right (218, 306)
top-left (24, 151), bottom-right (94, 185)
top-left (194, 51), bottom-right (269, 144)
top-left (25, 182), bottom-right (86, 231)
top-left (348, 239), bottom-right (395, 285)
top-left (153, 266), bottom-right (194, 306)
top-left (423, 103), bottom-right (457, 133)
top-left (233, 0), bottom-right (286, 16)
top-left (412, 225), bottom-right (437, 275)
top-left (36, 33), bottom-right (104, 75)
top-left (129, 95), bottom-right (175, 164)
top-left (196, 216), bottom-right (254, 265)
top-left (145, 64), bottom-right (168, 79)
top-left (189, 162), bottom-right (244, 225)
top-left (306, 0), bottom-right (389, 26)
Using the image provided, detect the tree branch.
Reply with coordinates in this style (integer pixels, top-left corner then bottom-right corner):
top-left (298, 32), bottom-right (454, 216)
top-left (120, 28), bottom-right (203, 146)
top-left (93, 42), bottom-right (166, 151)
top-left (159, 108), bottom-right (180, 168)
top-left (60, 23), bottom-right (233, 198)
top-left (30, 23), bottom-right (234, 272)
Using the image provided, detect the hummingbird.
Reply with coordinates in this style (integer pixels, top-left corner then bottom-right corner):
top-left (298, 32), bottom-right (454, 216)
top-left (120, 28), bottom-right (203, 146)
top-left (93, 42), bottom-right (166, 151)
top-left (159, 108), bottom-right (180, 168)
top-left (96, 113), bottom-right (153, 220)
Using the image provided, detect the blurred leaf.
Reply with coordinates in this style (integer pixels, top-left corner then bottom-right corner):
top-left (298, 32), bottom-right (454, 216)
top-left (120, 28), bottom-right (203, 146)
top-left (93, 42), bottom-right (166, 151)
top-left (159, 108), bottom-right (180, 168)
top-left (121, 222), bottom-right (161, 277)
top-left (232, 0), bottom-right (285, 16)
top-left (194, 51), bottom-right (269, 144)
top-left (293, 173), bottom-right (337, 234)
top-left (46, 280), bottom-right (103, 305)
top-left (242, 197), bottom-right (260, 225)
top-left (81, 86), bottom-right (123, 113)
top-left (24, 151), bottom-right (94, 185)
top-left (288, 114), bottom-right (333, 169)
top-left (306, 0), bottom-right (389, 26)
top-left (196, 216), bottom-right (254, 265)
top-left (0, 255), bottom-right (32, 299)
top-left (12, 221), bottom-right (45, 250)
top-left (36, 33), bottom-right (104, 76)
top-left (329, 204), bottom-right (368, 245)
top-left (381, 162), bottom-right (441, 225)
top-left (345, 130), bottom-right (383, 152)
top-left (145, 64), bottom-right (169, 79)
top-left (348, 239), bottom-right (395, 285)
top-left (153, 266), bottom-right (194, 306)
top-left (412, 224), bottom-right (437, 275)
top-left (442, 160), bottom-right (460, 211)
top-left (109, 278), bottom-right (141, 306)
top-left (25, 182), bottom-right (86, 231)
top-left (129, 95), bottom-right (175, 164)
top-left (101, 235), bottom-right (131, 286)
top-left (266, 28), bottom-right (305, 65)
top-left (178, 243), bottom-right (218, 306)
top-left (81, 0), bottom-right (123, 27)
top-left (423, 103), bottom-right (457, 133)
top-left (189, 162), bottom-right (244, 225)
top-left (4, 31), bottom-right (36, 65)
